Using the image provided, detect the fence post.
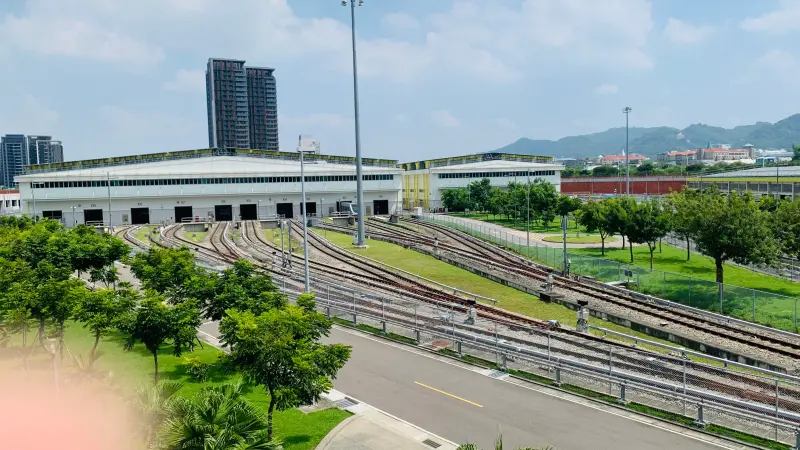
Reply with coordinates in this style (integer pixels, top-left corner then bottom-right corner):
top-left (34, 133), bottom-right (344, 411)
top-left (617, 382), bottom-right (629, 405)
top-left (663, 272), bottom-right (666, 295)
top-left (776, 379), bottom-right (781, 442)
top-left (795, 298), bottom-right (798, 334)
top-left (694, 401), bottom-right (707, 427)
top-left (718, 283), bottom-right (724, 314)
top-left (547, 331), bottom-right (551, 361)
top-left (753, 291), bottom-right (756, 322)
top-left (553, 366), bottom-right (562, 387)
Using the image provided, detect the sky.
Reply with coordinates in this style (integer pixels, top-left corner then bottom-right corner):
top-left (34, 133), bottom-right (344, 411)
top-left (0, 0), bottom-right (799, 162)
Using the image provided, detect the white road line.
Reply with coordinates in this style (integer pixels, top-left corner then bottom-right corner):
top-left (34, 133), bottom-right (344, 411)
top-left (333, 325), bottom-right (738, 450)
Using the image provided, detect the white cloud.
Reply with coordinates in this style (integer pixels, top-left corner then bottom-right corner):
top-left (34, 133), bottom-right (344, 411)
top-left (663, 18), bottom-right (716, 44)
top-left (382, 12), bottom-right (420, 30)
top-left (161, 69), bottom-right (205, 93)
top-left (594, 83), bottom-right (619, 95)
top-left (0, 14), bottom-right (164, 68)
top-left (279, 113), bottom-right (349, 128)
top-left (0, 0), bottom-right (654, 83)
top-left (430, 110), bottom-right (460, 128)
top-left (494, 117), bottom-right (516, 129)
top-left (0, 94), bottom-right (60, 132)
top-left (741, 1), bottom-right (800, 33)
top-left (757, 49), bottom-right (798, 70)
top-left (97, 105), bottom-right (204, 154)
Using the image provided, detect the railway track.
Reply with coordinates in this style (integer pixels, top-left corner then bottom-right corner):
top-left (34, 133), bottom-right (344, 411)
top-left (397, 217), bottom-right (800, 361)
top-left (136, 221), bottom-right (800, 418)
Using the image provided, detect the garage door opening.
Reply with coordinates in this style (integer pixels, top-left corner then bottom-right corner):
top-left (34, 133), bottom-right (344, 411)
top-left (300, 202), bottom-right (317, 217)
top-left (276, 202), bottom-right (294, 219)
top-left (175, 206), bottom-right (193, 223)
top-left (84, 209), bottom-right (104, 225)
top-left (239, 204), bottom-right (257, 220)
top-left (373, 200), bottom-right (389, 215)
top-left (131, 207), bottom-right (150, 225)
top-left (215, 205), bottom-right (233, 221)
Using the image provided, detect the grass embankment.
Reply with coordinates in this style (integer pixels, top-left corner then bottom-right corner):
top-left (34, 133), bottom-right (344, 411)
top-left (438, 216), bottom-right (799, 331)
top-left (570, 243), bottom-right (799, 331)
top-left (543, 235), bottom-right (616, 244)
top-left (264, 229), bottom-right (303, 255)
top-left (0, 324), bottom-right (349, 450)
top-left (185, 231), bottom-right (207, 243)
top-left (320, 230), bottom-right (733, 362)
top-left (134, 225), bottom-right (157, 243)
top-left (451, 212), bottom-right (595, 235)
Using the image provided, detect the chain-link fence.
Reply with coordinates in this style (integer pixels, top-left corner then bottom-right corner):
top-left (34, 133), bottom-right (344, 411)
top-left (421, 214), bottom-right (800, 333)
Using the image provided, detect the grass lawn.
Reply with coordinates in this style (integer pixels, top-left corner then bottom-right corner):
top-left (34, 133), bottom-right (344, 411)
top-left (264, 229), bottom-right (303, 255)
top-left (451, 212), bottom-right (594, 235)
top-left (185, 231), bottom-right (207, 243)
top-left (0, 324), bottom-right (349, 450)
top-left (543, 234), bottom-right (617, 244)
top-left (319, 230), bottom-right (745, 363)
top-left (134, 225), bottom-right (156, 243)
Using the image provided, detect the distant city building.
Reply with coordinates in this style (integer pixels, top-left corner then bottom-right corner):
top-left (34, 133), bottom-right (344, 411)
top-left (27, 136), bottom-right (64, 165)
top-left (696, 147), bottom-right (753, 162)
top-left (206, 58), bottom-right (279, 151)
top-left (657, 150), bottom-right (697, 164)
top-left (596, 154), bottom-right (647, 166)
top-left (1, 135), bottom-right (28, 187)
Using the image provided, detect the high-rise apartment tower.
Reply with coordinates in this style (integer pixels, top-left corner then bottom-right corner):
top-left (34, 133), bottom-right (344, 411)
top-left (206, 58), bottom-right (279, 151)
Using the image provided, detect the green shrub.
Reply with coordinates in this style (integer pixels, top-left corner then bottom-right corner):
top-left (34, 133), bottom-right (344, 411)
top-left (215, 351), bottom-right (237, 374)
top-left (184, 356), bottom-right (210, 381)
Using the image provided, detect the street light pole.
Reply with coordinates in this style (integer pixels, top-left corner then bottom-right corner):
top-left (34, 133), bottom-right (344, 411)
top-left (526, 172), bottom-right (530, 249)
top-left (344, 0), bottom-right (366, 246)
top-left (107, 172), bottom-right (113, 231)
top-left (623, 107), bottom-right (632, 196)
top-left (300, 149), bottom-right (311, 292)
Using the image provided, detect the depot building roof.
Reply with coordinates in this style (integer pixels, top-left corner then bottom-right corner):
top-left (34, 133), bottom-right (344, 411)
top-left (16, 155), bottom-right (400, 182)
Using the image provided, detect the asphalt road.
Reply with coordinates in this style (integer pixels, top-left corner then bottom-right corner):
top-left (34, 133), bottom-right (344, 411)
top-left (198, 321), bottom-right (727, 450)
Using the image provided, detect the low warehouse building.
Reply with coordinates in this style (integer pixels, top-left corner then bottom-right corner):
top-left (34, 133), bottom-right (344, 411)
top-left (401, 153), bottom-right (562, 210)
top-left (15, 148), bottom-right (402, 226)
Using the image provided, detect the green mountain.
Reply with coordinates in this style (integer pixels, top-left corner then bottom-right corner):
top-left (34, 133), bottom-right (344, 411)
top-left (494, 114), bottom-right (800, 158)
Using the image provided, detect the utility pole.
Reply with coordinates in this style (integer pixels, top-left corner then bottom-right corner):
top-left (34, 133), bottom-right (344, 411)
top-left (526, 172), bottom-right (531, 249)
top-left (299, 147), bottom-right (311, 292)
top-left (623, 107), bottom-right (632, 196)
top-left (343, 0), bottom-right (366, 246)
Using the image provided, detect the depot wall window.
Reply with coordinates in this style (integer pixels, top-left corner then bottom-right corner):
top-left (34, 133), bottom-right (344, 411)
top-left (31, 173), bottom-right (395, 188)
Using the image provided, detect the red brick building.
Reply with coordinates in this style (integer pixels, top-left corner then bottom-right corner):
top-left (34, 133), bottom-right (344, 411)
top-left (561, 176), bottom-right (686, 196)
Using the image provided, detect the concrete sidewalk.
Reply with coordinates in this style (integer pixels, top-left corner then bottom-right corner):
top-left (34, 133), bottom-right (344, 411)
top-left (317, 389), bottom-right (458, 450)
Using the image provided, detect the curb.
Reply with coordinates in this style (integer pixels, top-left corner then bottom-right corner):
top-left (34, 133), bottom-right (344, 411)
top-left (313, 415), bottom-right (358, 450)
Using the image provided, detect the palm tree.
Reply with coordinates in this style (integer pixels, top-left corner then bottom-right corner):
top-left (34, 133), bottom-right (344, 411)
top-left (159, 383), bottom-right (282, 450)
top-left (134, 381), bottom-right (185, 448)
top-left (457, 432), bottom-right (552, 450)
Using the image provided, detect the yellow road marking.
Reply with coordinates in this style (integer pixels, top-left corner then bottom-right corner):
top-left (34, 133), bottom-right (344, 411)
top-left (414, 381), bottom-right (483, 408)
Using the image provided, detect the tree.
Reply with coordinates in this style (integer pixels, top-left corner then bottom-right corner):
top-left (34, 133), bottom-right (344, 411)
top-left (200, 260), bottom-right (287, 321)
top-left (627, 199), bottom-right (671, 270)
top-left (665, 189), bottom-right (700, 261)
top-left (73, 287), bottom-right (138, 362)
top-left (489, 188), bottom-right (510, 219)
top-left (529, 179), bottom-right (559, 228)
top-left (219, 294), bottom-right (351, 441)
top-left (441, 188), bottom-right (471, 212)
top-left (692, 189), bottom-right (778, 283)
top-left (160, 383), bottom-right (283, 450)
top-left (577, 201), bottom-right (613, 255)
top-left (119, 293), bottom-right (201, 383)
top-left (555, 195), bottom-right (582, 219)
top-left (467, 178), bottom-right (493, 212)
top-left (67, 225), bottom-right (129, 277)
top-left (130, 246), bottom-right (202, 300)
top-left (603, 197), bottom-right (633, 253)
top-left (637, 161), bottom-right (655, 173)
top-left (772, 198), bottom-right (800, 258)
top-left (38, 277), bottom-right (86, 358)
top-left (793, 144), bottom-right (800, 162)
top-left (134, 381), bottom-right (185, 447)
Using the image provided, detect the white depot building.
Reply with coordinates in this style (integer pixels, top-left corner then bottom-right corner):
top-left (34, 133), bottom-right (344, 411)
top-left (400, 153), bottom-right (562, 210)
top-left (15, 148), bottom-right (402, 227)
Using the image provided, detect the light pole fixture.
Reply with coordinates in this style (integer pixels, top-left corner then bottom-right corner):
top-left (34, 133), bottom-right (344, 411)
top-left (299, 149), bottom-right (311, 293)
top-left (342, 0), bottom-right (366, 247)
top-left (623, 107), bottom-right (632, 196)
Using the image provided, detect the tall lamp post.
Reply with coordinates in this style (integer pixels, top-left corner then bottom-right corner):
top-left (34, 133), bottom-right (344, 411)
top-left (343, 0), bottom-right (366, 247)
top-left (299, 150), bottom-right (311, 293)
top-left (623, 107), bottom-right (632, 196)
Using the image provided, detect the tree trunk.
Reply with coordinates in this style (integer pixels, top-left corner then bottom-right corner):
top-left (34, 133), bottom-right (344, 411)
top-left (686, 237), bottom-right (691, 261)
top-left (650, 246), bottom-right (655, 271)
top-left (153, 352), bottom-right (159, 384)
top-left (267, 388), bottom-right (277, 441)
top-left (715, 258), bottom-right (724, 284)
top-left (659, 239), bottom-right (662, 253)
top-left (601, 236), bottom-right (605, 256)
top-left (621, 235), bottom-right (626, 249)
top-left (91, 332), bottom-right (101, 361)
top-left (629, 241), bottom-right (634, 263)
